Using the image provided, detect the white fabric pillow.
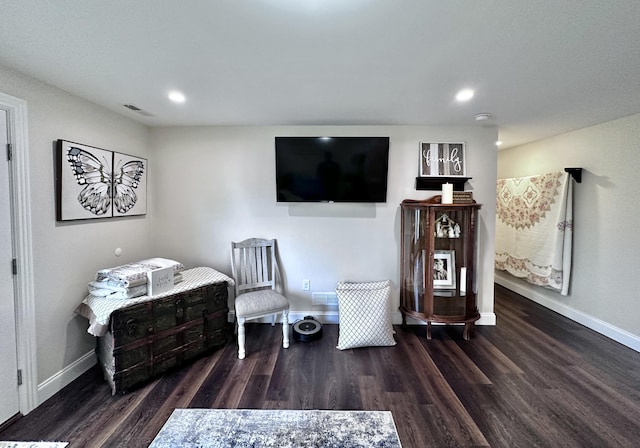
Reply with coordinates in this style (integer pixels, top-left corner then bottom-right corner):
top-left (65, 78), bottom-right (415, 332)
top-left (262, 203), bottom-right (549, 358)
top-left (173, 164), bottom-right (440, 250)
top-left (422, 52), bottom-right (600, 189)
top-left (336, 280), bottom-right (396, 350)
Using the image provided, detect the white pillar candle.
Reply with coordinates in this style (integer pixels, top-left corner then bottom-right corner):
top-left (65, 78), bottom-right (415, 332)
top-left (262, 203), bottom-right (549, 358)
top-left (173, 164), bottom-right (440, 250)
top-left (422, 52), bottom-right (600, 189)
top-left (442, 183), bottom-right (453, 204)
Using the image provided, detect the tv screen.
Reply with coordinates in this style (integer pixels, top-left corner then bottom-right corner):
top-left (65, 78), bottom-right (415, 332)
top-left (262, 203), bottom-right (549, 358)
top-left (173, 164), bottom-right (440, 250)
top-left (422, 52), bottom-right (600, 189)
top-left (275, 137), bottom-right (390, 203)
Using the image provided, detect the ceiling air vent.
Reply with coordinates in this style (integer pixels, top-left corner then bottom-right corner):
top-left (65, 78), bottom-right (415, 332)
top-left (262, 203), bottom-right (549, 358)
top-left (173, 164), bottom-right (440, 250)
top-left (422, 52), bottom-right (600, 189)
top-left (123, 104), bottom-right (154, 117)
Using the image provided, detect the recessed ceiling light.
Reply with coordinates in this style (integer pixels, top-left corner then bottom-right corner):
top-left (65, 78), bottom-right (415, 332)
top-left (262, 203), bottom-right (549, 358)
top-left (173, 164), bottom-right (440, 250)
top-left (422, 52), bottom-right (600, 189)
top-left (455, 89), bottom-right (474, 102)
top-left (495, 141), bottom-right (503, 147)
top-left (168, 90), bottom-right (186, 103)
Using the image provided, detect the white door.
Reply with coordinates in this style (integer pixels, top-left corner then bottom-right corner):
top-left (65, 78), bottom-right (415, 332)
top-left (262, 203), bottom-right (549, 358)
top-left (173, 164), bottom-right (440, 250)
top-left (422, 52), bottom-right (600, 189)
top-left (0, 108), bottom-right (20, 423)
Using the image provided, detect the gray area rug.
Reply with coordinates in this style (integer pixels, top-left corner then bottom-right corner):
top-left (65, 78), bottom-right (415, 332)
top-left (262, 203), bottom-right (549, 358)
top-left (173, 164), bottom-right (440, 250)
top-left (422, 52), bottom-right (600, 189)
top-left (0, 443), bottom-right (68, 448)
top-left (149, 409), bottom-right (402, 447)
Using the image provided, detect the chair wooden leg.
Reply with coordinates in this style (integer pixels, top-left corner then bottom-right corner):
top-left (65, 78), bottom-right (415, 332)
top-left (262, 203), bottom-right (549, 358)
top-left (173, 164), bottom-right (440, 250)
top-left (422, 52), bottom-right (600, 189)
top-left (238, 317), bottom-right (246, 359)
top-left (282, 310), bottom-right (289, 349)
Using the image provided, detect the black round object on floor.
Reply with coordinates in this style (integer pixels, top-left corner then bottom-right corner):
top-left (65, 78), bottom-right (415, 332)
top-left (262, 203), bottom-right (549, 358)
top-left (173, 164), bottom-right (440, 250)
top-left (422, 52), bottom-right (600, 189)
top-left (292, 316), bottom-right (323, 342)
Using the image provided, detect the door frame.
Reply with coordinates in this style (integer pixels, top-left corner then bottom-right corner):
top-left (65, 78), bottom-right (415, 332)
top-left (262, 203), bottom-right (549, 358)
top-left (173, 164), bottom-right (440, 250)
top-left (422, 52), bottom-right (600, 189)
top-left (1, 91), bottom-right (37, 415)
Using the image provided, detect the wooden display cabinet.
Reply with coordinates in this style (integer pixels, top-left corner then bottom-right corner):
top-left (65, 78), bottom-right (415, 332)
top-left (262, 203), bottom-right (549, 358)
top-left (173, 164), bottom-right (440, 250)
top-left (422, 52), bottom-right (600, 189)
top-left (400, 196), bottom-right (481, 340)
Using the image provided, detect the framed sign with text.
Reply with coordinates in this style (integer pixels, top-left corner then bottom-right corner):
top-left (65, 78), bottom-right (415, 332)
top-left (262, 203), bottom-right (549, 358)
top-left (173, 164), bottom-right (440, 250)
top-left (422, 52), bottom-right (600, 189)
top-left (419, 142), bottom-right (466, 177)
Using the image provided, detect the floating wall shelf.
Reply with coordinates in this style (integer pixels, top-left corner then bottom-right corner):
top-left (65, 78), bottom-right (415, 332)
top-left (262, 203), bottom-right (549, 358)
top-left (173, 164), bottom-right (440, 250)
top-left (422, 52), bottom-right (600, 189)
top-left (415, 177), bottom-right (471, 191)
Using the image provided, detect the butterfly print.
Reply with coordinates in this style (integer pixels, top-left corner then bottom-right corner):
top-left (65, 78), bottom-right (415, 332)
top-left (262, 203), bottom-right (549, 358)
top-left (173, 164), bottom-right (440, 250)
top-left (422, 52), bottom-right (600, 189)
top-left (113, 158), bottom-right (145, 214)
top-left (67, 147), bottom-right (145, 215)
top-left (66, 146), bottom-right (112, 215)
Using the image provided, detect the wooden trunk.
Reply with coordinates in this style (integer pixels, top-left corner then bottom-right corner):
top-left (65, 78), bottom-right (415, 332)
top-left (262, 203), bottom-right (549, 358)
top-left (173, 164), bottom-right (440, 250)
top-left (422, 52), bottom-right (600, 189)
top-left (96, 282), bottom-right (229, 394)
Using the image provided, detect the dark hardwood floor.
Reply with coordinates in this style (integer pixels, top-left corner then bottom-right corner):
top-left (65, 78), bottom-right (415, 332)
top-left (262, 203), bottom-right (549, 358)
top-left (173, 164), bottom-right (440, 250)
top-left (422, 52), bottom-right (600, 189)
top-left (2, 284), bottom-right (640, 447)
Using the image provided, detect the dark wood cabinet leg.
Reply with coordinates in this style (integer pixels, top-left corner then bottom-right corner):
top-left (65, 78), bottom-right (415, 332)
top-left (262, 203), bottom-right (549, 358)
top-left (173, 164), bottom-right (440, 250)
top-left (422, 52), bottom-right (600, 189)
top-left (463, 322), bottom-right (473, 340)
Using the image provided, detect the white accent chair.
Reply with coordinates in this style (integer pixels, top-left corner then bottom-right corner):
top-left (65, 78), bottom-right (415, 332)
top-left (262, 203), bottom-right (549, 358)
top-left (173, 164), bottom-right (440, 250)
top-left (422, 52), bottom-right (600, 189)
top-left (230, 238), bottom-right (290, 359)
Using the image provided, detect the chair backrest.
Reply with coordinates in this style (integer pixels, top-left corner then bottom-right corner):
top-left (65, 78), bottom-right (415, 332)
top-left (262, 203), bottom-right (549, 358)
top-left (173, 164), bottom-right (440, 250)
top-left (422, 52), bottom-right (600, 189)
top-left (230, 238), bottom-right (279, 296)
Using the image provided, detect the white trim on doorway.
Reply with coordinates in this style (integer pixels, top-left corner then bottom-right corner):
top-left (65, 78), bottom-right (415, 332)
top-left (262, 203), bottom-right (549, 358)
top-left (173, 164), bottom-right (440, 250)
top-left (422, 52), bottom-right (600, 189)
top-left (0, 91), bottom-right (38, 415)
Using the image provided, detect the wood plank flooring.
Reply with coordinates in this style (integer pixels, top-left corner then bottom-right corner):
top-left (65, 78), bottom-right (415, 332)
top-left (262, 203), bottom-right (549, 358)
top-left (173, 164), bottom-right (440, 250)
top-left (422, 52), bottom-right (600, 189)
top-left (2, 284), bottom-right (640, 447)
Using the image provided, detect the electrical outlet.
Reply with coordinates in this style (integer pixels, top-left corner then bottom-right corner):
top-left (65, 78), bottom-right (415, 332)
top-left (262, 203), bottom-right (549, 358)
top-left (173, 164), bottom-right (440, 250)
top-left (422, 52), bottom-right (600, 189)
top-left (302, 279), bottom-right (310, 291)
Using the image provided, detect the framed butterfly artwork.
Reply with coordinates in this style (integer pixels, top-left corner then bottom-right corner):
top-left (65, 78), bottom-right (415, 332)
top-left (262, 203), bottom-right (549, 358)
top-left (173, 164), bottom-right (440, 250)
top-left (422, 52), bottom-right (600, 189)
top-left (56, 140), bottom-right (147, 221)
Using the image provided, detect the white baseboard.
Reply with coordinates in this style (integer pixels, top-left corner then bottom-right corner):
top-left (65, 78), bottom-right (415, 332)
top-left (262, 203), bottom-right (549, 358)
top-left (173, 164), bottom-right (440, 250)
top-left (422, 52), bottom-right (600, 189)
top-left (37, 350), bottom-right (96, 406)
top-left (44, 276), bottom-right (639, 410)
top-left (228, 311), bottom-right (342, 325)
top-left (228, 310), bottom-right (496, 326)
top-left (478, 312), bottom-right (497, 326)
top-left (292, 311), bottom-right (340, 325)
top-left (40, 308), bottom-right (497, 404)
top-left (495, 273), bottom-right (640, 353)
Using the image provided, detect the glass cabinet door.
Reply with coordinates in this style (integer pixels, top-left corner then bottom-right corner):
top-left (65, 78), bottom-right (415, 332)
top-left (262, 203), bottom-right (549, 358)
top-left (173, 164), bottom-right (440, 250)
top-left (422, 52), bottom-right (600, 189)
top-left (400, 198), bottom-right (480, 325)
top-left (431, 207), bottom-right (472, 318)
top-left (400, 205), bottom-right (428, 314)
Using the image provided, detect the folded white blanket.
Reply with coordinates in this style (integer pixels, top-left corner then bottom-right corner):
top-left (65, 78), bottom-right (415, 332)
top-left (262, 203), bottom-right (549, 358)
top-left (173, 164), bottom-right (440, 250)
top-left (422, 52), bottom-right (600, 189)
top-left (88, 281), bottom-right (133, 294)
top-left (95, 257), bottom-right (185, 286)
top-left (88, 273), bottom-right (184, 299)
top-left (88, 284), bottom-right (148, 299)
top-left (76, 267), bottom-right (235, 337)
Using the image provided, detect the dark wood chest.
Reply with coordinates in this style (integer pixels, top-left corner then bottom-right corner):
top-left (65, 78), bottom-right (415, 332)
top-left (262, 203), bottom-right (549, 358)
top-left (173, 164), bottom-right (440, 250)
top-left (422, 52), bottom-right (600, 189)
top-left (96, 281), bottom-right (229, 394)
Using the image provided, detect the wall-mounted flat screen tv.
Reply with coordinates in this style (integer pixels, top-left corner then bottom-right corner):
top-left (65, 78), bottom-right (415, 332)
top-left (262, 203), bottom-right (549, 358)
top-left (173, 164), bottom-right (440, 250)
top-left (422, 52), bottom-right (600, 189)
top-left (275, 136), bottom-right (390, 203)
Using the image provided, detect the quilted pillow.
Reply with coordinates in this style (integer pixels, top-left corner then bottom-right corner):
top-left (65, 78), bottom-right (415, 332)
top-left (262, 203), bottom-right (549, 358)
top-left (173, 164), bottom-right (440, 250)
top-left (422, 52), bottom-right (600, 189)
top-left (336, 280), bottom-right (390, 290)
top-left (336, 280), bottom-right (396, 350)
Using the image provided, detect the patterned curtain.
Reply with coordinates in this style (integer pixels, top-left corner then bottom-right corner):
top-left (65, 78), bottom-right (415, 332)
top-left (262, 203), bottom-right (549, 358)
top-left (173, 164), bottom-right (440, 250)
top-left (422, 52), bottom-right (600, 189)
top-left (495, 171), bottom-right (573, 295)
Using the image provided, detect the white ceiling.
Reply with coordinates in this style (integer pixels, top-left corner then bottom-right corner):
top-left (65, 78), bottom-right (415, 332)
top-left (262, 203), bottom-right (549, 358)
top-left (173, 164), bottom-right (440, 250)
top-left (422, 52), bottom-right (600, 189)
top-left (1, 0), bottom-right (639, 149)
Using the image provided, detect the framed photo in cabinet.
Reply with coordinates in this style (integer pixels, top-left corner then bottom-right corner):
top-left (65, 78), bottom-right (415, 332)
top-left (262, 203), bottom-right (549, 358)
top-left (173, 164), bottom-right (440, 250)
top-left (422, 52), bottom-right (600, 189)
top-left (433, 250), bottom-right (456, 289)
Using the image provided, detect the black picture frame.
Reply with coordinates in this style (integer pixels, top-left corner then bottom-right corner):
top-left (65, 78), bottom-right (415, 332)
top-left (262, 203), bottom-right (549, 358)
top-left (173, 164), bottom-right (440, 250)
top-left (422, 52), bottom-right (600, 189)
top-left (419, 142), bottom-right (466, 177)
top-left (56, 139), bottom-right (147, 221)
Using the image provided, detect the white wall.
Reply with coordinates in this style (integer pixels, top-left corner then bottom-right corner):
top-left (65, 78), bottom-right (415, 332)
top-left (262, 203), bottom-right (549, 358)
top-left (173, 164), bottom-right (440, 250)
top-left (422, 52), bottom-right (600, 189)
top-left (148, 125), bottom-right (498, 325)
top-left (0, 62), bottom-right (499, 405)
top-left (497, 113), bottom-right (640, 348)
top-left (0, 65), bottom-right (151, 388)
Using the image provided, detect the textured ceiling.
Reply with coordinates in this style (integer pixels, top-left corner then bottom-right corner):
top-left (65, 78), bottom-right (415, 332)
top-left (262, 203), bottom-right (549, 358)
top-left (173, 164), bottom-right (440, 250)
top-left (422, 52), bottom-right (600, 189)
top-left (1, 0), bottom-right (639, 149)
